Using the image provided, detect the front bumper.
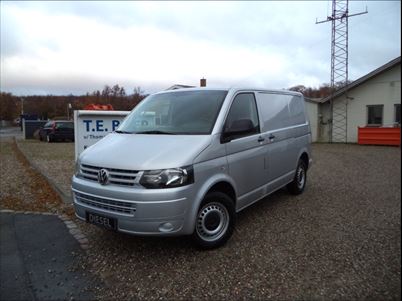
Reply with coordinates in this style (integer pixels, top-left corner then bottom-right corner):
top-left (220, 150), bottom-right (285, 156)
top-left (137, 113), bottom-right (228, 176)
top-left (72, 176), bottom-right (195, 236)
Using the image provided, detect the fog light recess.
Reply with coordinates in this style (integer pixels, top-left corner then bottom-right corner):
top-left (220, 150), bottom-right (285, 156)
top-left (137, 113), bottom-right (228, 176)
top-left (158, 222), bottom-right (174, 232)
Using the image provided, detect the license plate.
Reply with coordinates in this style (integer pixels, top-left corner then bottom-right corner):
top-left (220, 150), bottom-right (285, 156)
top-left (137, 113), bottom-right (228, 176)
top-left (86, 212), bottom-right (117, 231)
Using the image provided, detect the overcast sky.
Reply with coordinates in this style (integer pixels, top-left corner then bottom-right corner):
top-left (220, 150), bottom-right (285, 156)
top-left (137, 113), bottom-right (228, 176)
top-left (1, 1), bottom-right (400, 95)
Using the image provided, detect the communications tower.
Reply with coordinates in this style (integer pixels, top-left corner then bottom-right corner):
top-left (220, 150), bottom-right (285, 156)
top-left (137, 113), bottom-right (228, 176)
top-left (317, 0), bottom-right (367, 142)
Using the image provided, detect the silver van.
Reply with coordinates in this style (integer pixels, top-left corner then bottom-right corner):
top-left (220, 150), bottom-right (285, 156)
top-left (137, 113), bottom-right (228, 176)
top-left (72, 88), bottom-right (312, 248)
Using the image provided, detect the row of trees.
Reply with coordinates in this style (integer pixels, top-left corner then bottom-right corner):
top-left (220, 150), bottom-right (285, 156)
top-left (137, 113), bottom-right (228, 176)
top-left (0, 85), bottom-right (147, 121)
top-left (289, 81), bottom-right (351, 99)
top-left (0, 81), bottom-right (352, 121)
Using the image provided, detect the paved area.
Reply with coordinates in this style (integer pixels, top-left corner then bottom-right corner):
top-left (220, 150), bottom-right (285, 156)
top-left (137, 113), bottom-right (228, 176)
top-left (0, 212), bottom-right (97, 301)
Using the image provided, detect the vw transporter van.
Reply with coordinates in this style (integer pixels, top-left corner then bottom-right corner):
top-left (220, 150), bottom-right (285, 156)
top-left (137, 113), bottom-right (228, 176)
top-left (72, 88), bottom-right (312, 248)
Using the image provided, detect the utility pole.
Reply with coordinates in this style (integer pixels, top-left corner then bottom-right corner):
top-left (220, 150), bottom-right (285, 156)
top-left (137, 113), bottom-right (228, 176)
top-left (20, 97), bottom-right (24, 115)
top-left (316, 0), bottom-right (367, 143)
top-left (67, 103), bottom-right (72, 120)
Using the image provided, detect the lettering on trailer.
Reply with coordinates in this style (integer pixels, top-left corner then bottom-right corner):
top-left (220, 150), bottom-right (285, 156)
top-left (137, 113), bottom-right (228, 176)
top-left (81, 119), bottom-right (121, 140)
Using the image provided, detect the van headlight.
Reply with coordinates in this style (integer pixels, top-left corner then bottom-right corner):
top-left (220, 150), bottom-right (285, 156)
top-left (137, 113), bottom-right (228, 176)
top-left (140, 166), bottom-right (194, 189)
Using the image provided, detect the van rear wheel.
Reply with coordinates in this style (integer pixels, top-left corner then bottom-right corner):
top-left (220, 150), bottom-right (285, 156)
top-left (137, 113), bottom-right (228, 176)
top-left (287, 160), bottom-right (307, 195)
top-left (192, 192), bottom-right (235, 249)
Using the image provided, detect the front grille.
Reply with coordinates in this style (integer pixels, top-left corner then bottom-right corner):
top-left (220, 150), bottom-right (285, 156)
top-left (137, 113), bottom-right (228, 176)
top-left (75, 192), bottom-right (136, 215)
top-left (80, 164), bottom-right (140, 186)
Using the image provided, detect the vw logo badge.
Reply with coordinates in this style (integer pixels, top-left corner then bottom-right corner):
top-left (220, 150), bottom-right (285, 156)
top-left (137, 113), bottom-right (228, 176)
top-left (98, 168), bottom-right (109, 185)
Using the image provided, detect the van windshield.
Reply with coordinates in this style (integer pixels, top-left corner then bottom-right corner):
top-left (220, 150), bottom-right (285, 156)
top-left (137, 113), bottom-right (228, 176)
top-left (117, 90), bottom-right (228, 135)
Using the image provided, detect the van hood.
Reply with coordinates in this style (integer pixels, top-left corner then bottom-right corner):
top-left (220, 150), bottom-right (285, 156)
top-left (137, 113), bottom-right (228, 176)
top-left (79, 133), bottom-right (212, 170)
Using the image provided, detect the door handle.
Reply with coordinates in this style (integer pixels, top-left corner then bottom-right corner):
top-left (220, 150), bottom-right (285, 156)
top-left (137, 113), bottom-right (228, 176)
top-left (257, 136), bottom-right (265, 142)
top-left (269, 134), bottom-right (276, 140)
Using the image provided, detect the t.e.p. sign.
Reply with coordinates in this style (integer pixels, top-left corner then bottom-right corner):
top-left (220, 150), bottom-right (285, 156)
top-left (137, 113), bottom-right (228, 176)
top-left (74, 110), bottom-right (130, 159)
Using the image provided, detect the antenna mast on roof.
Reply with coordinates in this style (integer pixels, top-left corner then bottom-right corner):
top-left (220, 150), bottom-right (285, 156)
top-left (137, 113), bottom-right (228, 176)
top-left (316, 0), bottom-right (367, 143)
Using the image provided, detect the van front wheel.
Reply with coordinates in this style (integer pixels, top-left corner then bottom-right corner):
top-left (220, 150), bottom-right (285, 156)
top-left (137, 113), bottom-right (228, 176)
top-left (192, 192), bottom-right (235, 249)
top-left (287, 160), bottom-right (307, 195)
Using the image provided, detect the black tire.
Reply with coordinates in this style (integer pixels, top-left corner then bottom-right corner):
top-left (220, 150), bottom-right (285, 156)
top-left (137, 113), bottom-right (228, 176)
top-left (46, 134), bottom-right (53, 143)
top-left (287, 160), bottom-right (307, 195)
top-left (192, 191), bottom-right (236, 249)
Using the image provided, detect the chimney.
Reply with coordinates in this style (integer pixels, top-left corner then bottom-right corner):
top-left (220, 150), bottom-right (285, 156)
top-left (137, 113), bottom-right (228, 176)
top-left (200, 78), bottom-right (207, 87)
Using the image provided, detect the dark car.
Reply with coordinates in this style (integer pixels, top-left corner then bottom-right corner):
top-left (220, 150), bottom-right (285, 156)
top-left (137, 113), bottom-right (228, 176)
top-left (39, 120), bottom-right (74, 142)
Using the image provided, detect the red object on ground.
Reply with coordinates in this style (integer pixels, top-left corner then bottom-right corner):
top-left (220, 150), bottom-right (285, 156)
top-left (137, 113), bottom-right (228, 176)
top-left (83, 104), bottom-right (114, 110)
top-left (358, 127), bottom-right (401, 146)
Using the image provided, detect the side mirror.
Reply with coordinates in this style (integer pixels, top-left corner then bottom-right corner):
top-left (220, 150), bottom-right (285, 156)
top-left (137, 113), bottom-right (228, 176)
top-left (221, 119), bottom-right (255, 143)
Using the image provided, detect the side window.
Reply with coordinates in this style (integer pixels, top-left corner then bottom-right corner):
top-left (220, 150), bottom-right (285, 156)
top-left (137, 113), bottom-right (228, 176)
top-left (256, 93), bottom-right (291, 132)
top-left (395, 104), bottom-right (401, 125)
top-left (224, 93), bottom-right (259, 139)
top-left (288, 96), bottom-right (306, 125)
top-left (367, 105), bottom-right (383, 126)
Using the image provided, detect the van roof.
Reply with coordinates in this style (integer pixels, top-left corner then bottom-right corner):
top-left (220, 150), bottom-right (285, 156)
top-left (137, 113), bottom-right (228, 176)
top-left (156, 87), bottom-right (303, 97)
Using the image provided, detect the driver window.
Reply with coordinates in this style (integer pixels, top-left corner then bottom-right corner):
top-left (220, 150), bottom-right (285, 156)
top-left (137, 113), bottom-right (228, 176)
top-left (225, 93), bottom-right (260, 136)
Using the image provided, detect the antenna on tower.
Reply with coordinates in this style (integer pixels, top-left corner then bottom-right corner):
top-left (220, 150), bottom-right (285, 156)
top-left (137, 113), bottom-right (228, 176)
top-left (316, 0), bottom-right (367, 143)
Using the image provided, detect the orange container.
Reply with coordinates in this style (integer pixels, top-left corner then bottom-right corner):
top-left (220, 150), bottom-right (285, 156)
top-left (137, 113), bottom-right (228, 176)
top-left (358, 127), bottom-right (401, 146)
top-left (84, 104), bottom-right (114, 110)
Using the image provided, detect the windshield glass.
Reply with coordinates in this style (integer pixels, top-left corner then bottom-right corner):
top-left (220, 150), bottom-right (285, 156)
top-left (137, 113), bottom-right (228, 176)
top-left (117, 90), bottom-right (228, 134)
top-left (56, 122), bottom-right (74, 129)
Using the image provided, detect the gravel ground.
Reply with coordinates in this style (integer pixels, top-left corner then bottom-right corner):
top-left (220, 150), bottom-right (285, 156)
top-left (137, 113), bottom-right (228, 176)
top-left (0, 138), bottom-right (37, 208)
top-left (16, 139), bottom-right (75, 199)
top-left (77, 143), bottom-right (400, 300)
top-left (4, 139), bottom-right (401, 300)
top-left (0, 137), bottom-right (68, 213)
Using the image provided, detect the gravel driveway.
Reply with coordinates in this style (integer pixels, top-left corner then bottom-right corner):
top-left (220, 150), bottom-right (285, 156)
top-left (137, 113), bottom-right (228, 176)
top-left (12, 141), bottom-right (402, 300)
top-left (16, 139), bottom-right (74, 201)
top-left (78, 144), bottom-right (400, 300)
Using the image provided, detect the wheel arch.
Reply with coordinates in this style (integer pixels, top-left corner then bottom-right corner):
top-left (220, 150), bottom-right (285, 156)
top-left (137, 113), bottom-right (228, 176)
top-left (296, 147), bottom-right (310, 170)
top-left (208, 181), bottom-right (236, 205)
top-left (300, 152), bottom-right (309, 169)
top-left (186, 175), bottom-right (237, 234)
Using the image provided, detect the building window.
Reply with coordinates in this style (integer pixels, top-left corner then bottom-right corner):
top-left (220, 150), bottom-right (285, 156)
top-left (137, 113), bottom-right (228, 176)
top-left (367, 105), bottom-right (383, 126)
top-left (395, 104), bottom-right (401, 125)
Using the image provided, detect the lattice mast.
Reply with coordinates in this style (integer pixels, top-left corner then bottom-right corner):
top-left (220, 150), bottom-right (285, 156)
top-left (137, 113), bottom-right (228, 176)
top-left (317, 0), bottom-right (367, 143)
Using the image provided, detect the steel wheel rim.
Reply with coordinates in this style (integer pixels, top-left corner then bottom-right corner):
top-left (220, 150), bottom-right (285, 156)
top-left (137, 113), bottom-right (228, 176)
top-left (297, 166), bottom-right (305, 189)
top-left (196, 202), bottom-right (229, 242)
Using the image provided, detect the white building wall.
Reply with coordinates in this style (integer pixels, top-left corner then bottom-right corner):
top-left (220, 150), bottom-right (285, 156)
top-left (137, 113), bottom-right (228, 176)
top-left (332, 63), bottom-right (401, 143)
top-left (304, 100), bottom-right (318, 142)
top-left (318, 102), bottom-right (331, 142)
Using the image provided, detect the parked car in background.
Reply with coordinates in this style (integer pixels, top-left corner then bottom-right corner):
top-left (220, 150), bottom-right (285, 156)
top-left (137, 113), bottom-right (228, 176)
top-left (39, 120), bottom-right (74, 142)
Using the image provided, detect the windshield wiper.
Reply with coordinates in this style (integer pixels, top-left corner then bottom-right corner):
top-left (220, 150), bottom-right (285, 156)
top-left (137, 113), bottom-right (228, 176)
top-left (115, 130), bottom-right (133, 134)
top-left (135, 130), bottom-right (176, 135)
